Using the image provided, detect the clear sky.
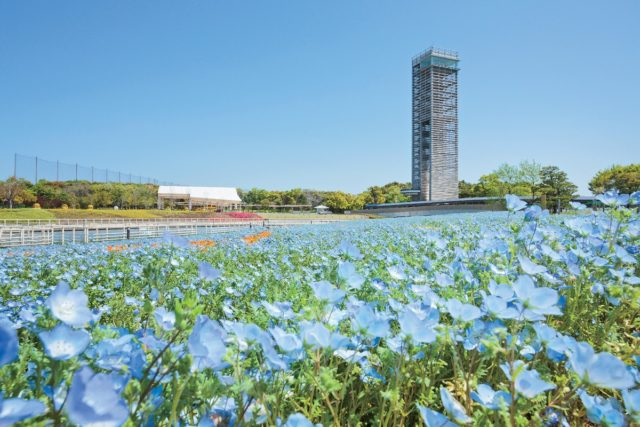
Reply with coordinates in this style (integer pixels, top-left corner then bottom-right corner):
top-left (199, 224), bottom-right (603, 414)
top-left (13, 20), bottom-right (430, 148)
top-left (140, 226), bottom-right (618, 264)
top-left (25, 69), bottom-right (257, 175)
top-left (1, 1), bottom-right (638, 195)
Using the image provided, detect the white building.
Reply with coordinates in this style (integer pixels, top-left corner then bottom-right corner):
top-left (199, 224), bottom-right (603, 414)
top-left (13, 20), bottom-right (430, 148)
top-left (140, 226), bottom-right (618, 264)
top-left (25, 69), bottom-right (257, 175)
top-left (157, 186), bottom-right (242, 210)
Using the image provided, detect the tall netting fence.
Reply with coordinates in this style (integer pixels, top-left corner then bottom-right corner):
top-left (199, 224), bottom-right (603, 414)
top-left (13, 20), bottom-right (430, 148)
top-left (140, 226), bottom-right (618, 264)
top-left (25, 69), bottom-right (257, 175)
top-left (12, 154), bottom-right (174, 185)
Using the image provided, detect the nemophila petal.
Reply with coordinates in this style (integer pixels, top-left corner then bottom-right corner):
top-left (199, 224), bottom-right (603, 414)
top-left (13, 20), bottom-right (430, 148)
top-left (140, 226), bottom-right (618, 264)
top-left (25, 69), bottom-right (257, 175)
top-left (283, 412), bottom-right (320, 427)
top-left (471, 384), bottom-right (511, 410)
top-left (440, 387), bottom-right (472, 424)
top-left (261, 301), bottom-right (295, 320)
top-left (586, 352), bottom-right (635, 390)
top-left (47, 282), bottom-right (93, 327)
top-left (65, 366), bottom-right (128, 427)
top-left (39, 324), bottom-right (90, 360)
top-left (153, 307), bottom-right (176, 331)
top-left (517, 254), bottom-right (548, 275)
top-left (188, 315), bottom-right (227, 372)
top-left (567, 342), bottom-right (635, 389)
top-left (435, 272), bottom-right (454, 288)
top-left (0, 396), bottom-right (46, 425)
top-left (300, 321), bottom-right (331, 349)
top-left (398, 309), bottom-right (437, 344)
top-left (622, 389), bottom-right (640, 423)
top-left (0, 319), bottom-right (18, 367)
top-left (578, 389), bottom-right (626, 427)
top-left (338, 240), bottom-right (363, 260)
top-left (506, 194), bottom-right (527, 211)
top-left (388, 265), bottom-right (407, 281)
top-left (446, 299), bottom-right (482, 322)
top-left (338, 262), bottom-right (364, 289)
top-left (352, 305), bottom-right (390, 338)
top-left (309, 280), bottom-right (346, 304)
top-left (270, 326), bottom-right (302, 353)
top-left (198, 262), bottom-right (221, 282)
top-left (416, 404), bottom-right (457, 427)
top-left (162, 231), bottom-right (189, 248)
top-left (514, 369), bottom-right (556, 398)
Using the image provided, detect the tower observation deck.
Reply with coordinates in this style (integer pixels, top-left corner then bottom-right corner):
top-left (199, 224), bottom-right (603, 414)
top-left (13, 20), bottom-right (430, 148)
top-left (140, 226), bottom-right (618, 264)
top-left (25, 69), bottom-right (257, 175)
top-left (406, 47), bottom-right (459, 201)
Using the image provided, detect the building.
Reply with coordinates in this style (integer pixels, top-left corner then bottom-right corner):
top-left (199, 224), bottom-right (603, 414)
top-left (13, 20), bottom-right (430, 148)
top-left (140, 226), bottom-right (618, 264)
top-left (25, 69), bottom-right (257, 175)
top-left (403, 47), bottom-right (459, 201)
top-left (157, 186), bottom-right (242, 210)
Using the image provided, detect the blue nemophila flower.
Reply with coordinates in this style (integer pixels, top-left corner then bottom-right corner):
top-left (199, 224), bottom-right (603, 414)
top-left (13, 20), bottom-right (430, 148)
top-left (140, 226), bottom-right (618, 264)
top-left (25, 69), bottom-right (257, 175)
top-left (622, 389), bottom-right (640, 423)
top-left (517, 254), bottom-right (548, 275)
top-left (512, 275), bottom-right (562, 320)
top-left (89, 335), bottom-right (146, 379)
top-left (262, 301), bottom-right (295, 320)
top-left (47, 282), bottom-right (93, 328)
top-left (198, 261), bottom-right (221, 282)
top-left (351, 305), bottom-right (390, 338)
top-left (398, 307), bottom-right (437, 344)
top-left (283, 412), bottom-right (321, 427)
top-left (501, 361), bottom-right (556, 398)
top-left (153, 307), bottom-right (176, 331)
top-left (309, 281), bottom-right (346, 304)
top-left (506, 194), bottom-right (527, 212)
top-left (596, 190), bottom-right (629, 207)
top-left (39, 324), bottom-right (90, 360)
top-left (188, 315), bottom-right (227, 371)
top-left (338, 262), bottom-right (364, 290)
top-left (570, 201), bottom-right (587, 211)
top-left (65, 366), bottom-right (128, 427)
top-left (270, 326), bottom-right (302, 353)
top-left (524, 205), bottom-right (548, 221)
top-left (440, 387), bottom-right (472, 424)
top-left (338, 240), bottom-right (363, 260)
top-left (567, 341), bottom-right (635, 390)
top-left (163, 231), bottom-right (189, 248)
top-left (471, 384), bottom-right (511, 410)
top-left (446, 299), bottom-right (482, 322)
top-left (0, 394), bottom-right (46, 425)
top-left (578, 389), bottom-right (626, 427)
top-left (0, 319), bottom-right (18, 367)
top-left (416, 404), bottom-right (457, 427)
top-left (299, 321), bottom-right (348, 350)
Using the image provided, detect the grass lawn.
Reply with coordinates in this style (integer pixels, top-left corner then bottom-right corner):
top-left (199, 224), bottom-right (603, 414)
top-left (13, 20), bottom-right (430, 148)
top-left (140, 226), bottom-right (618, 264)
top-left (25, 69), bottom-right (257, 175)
top-left (0, 209), bottom-right (368, 221)
top-left (255, 212), bottom-right (369, 220)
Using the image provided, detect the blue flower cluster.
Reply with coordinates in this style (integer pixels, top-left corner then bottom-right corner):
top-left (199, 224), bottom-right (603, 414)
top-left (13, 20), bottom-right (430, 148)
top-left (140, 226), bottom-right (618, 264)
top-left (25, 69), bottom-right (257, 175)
top-left (0, 191), bottom-right (638, 425)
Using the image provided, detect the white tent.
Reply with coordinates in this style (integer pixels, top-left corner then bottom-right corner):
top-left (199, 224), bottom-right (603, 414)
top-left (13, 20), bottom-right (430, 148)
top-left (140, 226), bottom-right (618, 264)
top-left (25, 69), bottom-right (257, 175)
top-left (157, 186), bottom-right (241, 210)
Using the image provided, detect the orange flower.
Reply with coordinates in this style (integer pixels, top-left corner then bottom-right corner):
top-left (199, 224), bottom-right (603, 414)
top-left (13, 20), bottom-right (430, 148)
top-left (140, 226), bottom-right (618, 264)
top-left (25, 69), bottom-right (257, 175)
top-left (243, 231), bottom-right (272, 245)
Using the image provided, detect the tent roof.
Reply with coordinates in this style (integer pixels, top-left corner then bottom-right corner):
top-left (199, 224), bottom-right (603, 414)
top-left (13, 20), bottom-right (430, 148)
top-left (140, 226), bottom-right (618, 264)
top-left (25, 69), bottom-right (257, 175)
top-left (314, 205), bottom-right (329, 209)
top-left (158, 186), bottom-right (241, 202)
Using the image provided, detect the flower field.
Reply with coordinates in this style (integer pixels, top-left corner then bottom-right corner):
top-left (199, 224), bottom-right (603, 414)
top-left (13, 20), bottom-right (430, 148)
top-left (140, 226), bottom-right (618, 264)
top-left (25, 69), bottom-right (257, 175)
top-left (0, 193), bottom-right (639, 426)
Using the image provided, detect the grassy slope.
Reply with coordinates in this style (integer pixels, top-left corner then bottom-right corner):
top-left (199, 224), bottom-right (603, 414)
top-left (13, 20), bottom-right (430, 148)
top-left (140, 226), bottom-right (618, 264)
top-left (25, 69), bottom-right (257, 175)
top-left (0, 209), bottom-right (365, 220)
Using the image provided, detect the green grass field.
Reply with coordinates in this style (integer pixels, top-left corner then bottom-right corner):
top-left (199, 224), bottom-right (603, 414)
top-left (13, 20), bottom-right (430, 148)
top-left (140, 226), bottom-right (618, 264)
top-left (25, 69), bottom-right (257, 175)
top-left (0, 209), bottom-right (368, 220)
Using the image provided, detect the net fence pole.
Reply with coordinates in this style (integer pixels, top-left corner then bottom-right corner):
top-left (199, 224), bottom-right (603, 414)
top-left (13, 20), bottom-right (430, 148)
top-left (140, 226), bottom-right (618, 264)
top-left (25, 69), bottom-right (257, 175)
top-left (75, 163), bottom-right (78, 181)
top-left (56, 161), bottom-right (59, 181)
top-left (91, 167), bottom-right (94, 183)
top-left (35, 156), bottom-right (38, 183)
top-left (13, 153), bottom-right (16, 178)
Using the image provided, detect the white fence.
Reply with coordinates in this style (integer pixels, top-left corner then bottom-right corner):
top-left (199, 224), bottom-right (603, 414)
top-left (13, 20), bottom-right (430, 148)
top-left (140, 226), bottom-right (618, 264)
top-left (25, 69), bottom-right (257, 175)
top-left (0, 218), bottom-right (347, 248)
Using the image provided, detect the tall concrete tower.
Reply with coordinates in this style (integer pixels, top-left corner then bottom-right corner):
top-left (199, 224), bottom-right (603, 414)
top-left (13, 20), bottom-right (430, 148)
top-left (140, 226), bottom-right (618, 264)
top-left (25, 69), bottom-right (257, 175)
top-left (406, 47), bottom-right (459, 201)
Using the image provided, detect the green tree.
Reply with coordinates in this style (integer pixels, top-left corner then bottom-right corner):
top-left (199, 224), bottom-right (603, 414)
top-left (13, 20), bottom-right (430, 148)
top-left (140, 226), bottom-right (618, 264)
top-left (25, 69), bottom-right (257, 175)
top-left (495, 163), bottom-right (522, 194)
top-left (0, 177), bottom-right (36, 208)
top-left (519, 160), bottom-right (543, 199)
top-left (540, 166), bottom-right (578, 213)
top-left (589, 164), bottom-right (640, 194)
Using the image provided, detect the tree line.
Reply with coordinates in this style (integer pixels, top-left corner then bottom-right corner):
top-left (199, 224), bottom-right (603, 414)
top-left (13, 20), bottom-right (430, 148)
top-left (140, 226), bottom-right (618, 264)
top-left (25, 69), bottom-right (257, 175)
top-left (1, 163), bottom-right (638, 211)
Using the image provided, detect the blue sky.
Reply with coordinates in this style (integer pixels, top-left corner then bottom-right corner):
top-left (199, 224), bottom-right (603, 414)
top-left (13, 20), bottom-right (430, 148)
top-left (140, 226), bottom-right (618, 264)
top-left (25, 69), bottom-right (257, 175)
top-left (1, 1), bottom-right (638, 195)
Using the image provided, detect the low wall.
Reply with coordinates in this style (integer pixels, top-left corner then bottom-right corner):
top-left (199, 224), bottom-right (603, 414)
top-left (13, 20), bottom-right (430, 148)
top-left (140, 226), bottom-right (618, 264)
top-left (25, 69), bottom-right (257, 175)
top-left (353, 202), bottom-right (504, 218)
